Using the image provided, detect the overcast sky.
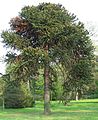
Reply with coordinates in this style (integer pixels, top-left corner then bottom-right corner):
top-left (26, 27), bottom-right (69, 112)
top-left (0, 0), bottom-right (98, 74)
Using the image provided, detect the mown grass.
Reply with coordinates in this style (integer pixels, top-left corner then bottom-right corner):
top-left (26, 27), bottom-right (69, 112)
top-left (0, 99), bottom-right (98, 120)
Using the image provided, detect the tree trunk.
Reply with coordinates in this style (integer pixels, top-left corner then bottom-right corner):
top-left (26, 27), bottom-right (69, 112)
top-left (29, 78), bottom-right (36, 106)
top-left (44, 45), bottom-right (51, 115)
top-left (2, 87), bottom-right (5, 110)
top-left (76, 91), bottom-right (79, 101)
top-left (27, 80), bottom-right (30, 92)
top-left (32, 78), bottom-right (36, 106)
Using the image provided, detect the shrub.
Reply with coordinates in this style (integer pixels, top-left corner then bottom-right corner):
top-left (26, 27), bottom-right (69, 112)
top-left (4, 80), bottom-right (34, 108)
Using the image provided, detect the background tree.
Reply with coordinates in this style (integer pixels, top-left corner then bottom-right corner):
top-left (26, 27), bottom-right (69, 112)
top-left (63, 22), bottom-right (94, 102)
top-left (0, 63), bottom-right (34, 108)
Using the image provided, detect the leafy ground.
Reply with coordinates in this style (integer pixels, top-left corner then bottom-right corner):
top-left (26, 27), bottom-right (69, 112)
top-left (0, 99), bottom-right (98, 120)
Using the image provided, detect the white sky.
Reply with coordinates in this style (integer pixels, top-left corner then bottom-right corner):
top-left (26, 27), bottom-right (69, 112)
top-left (0, 0), bottom-right (98, 74)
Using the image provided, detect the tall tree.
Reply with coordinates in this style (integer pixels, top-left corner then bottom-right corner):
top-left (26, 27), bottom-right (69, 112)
top-left (63, 22), bottom-right (94, 101)
top-left (1, 3), bottom-right (94, 114)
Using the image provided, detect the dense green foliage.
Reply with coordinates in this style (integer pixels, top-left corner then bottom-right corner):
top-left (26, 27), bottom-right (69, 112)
top-left (4, 81), bottom-right (33, 108)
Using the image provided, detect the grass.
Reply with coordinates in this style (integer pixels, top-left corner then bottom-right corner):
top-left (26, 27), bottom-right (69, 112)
top-left (0, 99), bottom-right (98, 120)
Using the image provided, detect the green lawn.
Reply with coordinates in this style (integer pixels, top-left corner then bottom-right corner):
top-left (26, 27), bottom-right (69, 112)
top-left (0, 99), bottom-right (98, 120)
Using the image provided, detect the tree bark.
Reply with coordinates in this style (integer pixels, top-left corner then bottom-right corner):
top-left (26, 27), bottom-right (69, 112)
top-left (44, 45), bottom-right (51, 115)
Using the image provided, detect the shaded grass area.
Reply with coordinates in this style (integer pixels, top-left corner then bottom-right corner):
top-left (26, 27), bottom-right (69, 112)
top-left (0, 99), bottom-right (98, 120)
